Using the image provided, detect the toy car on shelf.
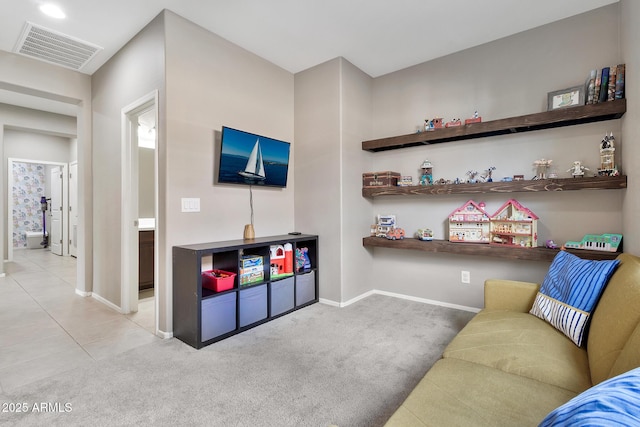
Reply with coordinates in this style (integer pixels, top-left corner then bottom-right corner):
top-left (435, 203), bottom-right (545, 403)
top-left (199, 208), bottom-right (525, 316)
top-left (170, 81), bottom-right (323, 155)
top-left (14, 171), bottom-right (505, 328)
top-left (416, 228), bottom-right (433, 241)
top-left (386, 227), bottom-right (406, 240)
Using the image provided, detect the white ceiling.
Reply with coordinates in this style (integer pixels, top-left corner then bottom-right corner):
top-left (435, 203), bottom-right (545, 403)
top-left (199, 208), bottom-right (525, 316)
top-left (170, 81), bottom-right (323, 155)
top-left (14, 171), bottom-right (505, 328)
top-left (0, 0), bottom-right (619, 115)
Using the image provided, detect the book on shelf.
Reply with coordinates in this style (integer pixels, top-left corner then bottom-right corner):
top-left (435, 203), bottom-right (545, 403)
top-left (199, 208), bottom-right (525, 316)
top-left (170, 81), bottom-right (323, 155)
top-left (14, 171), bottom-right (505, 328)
top-left (586, 69), bottom-right (597, 104)
top-left (607, 65), bottom-right (617, 101)
top-left (593, 70), bottom-right (602, 104)
top-left (598, 67), bottom-right (609, 103)
top-left (585, 64), bottom-right (625, 104)
top-left (615, 63), bottom-right (625, 100)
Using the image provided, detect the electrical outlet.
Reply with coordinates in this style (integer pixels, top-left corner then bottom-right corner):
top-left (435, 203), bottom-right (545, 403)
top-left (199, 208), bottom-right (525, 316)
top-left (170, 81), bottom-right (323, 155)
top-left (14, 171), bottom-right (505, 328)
top-left (461, 270), bottom-right (471, 284)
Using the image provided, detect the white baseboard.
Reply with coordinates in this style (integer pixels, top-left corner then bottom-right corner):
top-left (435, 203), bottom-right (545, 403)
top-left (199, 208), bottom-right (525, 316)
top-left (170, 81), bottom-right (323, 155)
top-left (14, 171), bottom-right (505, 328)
top-left (91, 292), bottom-right (124, 313)
top-left (75, 289), bottom-right (91, 297)
top-left (156, 330), bottom-right (173, 339)
top-left (320, 290), bottom-right (480, 313)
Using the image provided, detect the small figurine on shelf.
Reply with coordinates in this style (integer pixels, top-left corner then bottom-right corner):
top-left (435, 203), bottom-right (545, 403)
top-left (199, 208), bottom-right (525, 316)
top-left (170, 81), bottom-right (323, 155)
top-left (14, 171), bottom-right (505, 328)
top-left (546, 239), bottom-right (560, 249)
top-left (567, 161), bottom-right (589, 178)
top-left (598, 132), bottom-right (617, 176)
top-left (416, 228), bottom-right (433, 241)
top-left (420, 160), bottom-right (434, 185)
top-left (465, 110), bottom-right (482, 125)
top-left (482, 166), bottom-right (496, 182)
top-left (445, 118), bottom-right (462, 128)
top-left (425, 117), bottom-right (443, 131)
top-left (533, 158), bottom-right (553, 179)
top-left (466, 170), bottom-right (480, 183)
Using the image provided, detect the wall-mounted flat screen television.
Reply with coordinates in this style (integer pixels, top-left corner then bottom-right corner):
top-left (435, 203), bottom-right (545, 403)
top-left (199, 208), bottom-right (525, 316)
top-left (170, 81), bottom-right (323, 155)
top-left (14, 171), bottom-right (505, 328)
top-left (218, 126), bottom-right (291, 188)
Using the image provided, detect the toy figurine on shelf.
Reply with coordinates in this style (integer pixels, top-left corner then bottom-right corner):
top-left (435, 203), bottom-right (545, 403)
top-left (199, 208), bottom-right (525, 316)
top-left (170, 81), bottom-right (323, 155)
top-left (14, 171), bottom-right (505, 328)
top-left (546, 239), bottom-right (560, 249)
top-left (416, 228), bottom-right (433, 241)
top-left (533, 158), bottom-right (553, 179)
top-left (420, 160), bottom-right (434, 185)
top-left (465, 110), bottom-right (482, 125)
top-left (425, 117), bottom-right (443, 131)
top-left (567, 161), bottom-right (589, 178)
top-left (466, 170), bottom-right (480, 183)
top-left (445, 118), bottom-right (462, 128)
top-left (598, 132), bottom-right (617, 176)
top-left (482, 166), bottom-right (496, 182)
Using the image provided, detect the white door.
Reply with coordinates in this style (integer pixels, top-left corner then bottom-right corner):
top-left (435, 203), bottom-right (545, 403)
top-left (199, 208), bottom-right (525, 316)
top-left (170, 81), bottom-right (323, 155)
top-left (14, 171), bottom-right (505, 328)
top-left (69, 162), bottom-right (78, 257)
top-left (50, 167), bottom-right (63, 256)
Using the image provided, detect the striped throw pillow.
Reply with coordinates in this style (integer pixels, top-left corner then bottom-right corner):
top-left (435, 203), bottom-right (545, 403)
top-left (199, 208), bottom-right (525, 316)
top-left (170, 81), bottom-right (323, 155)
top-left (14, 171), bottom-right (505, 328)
top-left (530, 251), bottom-right (619, 347)
top-left (539, 367), bottom-right (640, 426)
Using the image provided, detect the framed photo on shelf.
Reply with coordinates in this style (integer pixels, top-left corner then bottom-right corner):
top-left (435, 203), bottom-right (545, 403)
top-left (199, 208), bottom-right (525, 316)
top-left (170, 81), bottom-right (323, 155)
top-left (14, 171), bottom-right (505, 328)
top-left (547, 85), bottom-right (585, 111)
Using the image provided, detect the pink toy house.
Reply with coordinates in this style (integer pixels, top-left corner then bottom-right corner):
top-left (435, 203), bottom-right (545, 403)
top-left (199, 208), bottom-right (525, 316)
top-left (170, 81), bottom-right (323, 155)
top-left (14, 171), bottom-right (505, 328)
top-left (490, 199), bottom-right (538, 247)
top-left (448, 200), bottom-right (490, 243)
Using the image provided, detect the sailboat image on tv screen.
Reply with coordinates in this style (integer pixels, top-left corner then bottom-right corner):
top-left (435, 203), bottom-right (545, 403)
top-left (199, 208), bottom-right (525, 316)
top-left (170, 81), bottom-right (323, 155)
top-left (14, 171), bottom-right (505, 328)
top-left (238, 139), bottom-right (266, 181)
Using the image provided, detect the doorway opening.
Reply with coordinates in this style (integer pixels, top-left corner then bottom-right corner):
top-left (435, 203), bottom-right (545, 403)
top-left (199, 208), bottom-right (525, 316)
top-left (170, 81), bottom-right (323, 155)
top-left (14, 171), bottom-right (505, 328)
top-left (121, 91), bottom-right (158, 335)
top-left (7, 158), bottom-right (71, 261)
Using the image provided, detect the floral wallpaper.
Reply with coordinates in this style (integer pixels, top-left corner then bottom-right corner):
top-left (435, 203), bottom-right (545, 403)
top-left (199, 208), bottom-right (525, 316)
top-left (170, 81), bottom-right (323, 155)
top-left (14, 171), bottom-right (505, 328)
top-left (13, 162), bottom-right (46, 248)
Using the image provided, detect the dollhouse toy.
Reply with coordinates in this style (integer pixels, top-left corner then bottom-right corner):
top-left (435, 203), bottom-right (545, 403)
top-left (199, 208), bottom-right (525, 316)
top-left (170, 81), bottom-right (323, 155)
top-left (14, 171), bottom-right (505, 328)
top-left (598, 132), bottom-right (617, 176)
top-left (448, 200), bottom-right (490, 243)
top-left (420, 160), bottom-right (433, 185)
top-left (564, 233), bottom-right (622, 252)
top-left (533, 158), bottom-right (552, 179)
top-left (490, 199), bottom-right (538, 247)
top-left (269, 245), bottom-right (288, 277)
top-left (567, 161), bottom-right (589, 177)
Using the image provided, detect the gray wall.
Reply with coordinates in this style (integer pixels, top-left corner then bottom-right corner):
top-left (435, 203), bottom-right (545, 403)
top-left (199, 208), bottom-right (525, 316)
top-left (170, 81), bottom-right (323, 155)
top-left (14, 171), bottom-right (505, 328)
top-left (621, 0), bottom-right (640, 256)
top-left (91, 13), bottom-right (165, 308)
top-left (367, 4), bottom-right (624, 309)
top-left (163, 11), bottom-right (295, 331)
top-left (295, 4), bottom-right (630, 309)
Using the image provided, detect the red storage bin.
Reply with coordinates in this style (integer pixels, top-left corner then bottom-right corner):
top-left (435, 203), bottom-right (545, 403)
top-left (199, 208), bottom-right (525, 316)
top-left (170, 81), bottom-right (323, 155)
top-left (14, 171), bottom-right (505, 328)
top-left (202, 270), bottom-right (236, 292)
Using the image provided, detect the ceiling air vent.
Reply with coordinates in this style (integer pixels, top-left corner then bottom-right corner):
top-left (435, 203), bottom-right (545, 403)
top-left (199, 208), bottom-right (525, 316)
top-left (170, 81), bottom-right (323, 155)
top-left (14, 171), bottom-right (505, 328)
top-left (14, 22), bottom-right (103, 71)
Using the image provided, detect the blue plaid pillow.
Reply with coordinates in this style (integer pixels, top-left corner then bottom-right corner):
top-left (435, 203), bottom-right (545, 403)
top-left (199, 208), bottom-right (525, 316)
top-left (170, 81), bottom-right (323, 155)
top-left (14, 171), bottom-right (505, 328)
top-left (530, 251), bottom-right (619, 346)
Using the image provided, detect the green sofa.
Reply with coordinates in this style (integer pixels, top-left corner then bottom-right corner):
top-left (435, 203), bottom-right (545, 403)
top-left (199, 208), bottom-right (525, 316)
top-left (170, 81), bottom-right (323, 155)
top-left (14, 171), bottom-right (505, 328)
top-left (385, 253), bottom-right (640, 426)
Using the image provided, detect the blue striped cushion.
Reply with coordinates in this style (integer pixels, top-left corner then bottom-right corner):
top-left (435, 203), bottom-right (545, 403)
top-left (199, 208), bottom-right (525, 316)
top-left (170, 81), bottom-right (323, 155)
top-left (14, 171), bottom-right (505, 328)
top-left (530, 251), bottom-right (619, 346)
top-left (539, 367), bottom-right (640, 426)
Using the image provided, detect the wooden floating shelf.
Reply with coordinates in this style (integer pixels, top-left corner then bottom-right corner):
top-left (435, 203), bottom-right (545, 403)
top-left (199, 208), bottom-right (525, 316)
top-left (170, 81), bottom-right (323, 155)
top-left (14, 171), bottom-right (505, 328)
top-left (362, 175), bottom-right (627, 197)
top-left (362, 99), bottom-right (626, 152)
top-left (362, 237), bottom-right (619, 262)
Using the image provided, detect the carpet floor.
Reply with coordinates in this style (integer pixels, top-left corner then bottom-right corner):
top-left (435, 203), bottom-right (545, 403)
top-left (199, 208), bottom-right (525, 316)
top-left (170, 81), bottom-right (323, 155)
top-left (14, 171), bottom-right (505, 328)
top-left (0, 294), bottom-right (474, 427)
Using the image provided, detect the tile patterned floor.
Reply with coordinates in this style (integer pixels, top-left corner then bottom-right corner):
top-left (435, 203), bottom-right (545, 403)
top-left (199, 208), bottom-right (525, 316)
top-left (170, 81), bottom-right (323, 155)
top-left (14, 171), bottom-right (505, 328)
top-left (0, 249), bottom-right (158, 393)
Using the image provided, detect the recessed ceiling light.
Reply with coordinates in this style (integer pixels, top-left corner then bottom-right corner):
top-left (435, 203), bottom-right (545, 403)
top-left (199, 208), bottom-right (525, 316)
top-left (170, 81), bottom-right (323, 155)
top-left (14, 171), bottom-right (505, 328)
top-left (39, 4), bottom-right (66, 19)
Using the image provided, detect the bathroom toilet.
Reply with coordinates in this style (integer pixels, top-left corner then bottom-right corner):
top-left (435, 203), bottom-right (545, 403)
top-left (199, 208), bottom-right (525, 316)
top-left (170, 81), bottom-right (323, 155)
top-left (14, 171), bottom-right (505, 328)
top-left (25, 231), bottom-right (47, 249)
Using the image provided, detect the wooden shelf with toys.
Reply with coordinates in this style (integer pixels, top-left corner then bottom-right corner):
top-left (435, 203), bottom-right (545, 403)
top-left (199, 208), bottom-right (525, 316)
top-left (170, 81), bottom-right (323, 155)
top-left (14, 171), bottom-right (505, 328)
top-left (361, 98), bottom-right (626, 152)
top-left (362, 236), bottom-right (619, 262)
top-left (362, 175), bottom-right (627, 198)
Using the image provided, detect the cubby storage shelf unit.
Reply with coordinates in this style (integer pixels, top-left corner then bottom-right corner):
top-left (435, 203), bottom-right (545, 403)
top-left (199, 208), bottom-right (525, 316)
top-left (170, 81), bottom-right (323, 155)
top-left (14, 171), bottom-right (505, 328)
top-left (362, 237), bottom-right (619, 262)
top-left (173, 234), bottom-right (318, 349)
top-left (362, 98), bottom-right (626, 152)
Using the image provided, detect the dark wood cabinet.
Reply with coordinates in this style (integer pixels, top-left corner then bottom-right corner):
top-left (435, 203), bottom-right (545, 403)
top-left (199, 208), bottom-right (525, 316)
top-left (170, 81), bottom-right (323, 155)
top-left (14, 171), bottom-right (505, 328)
top-left (139, 230), bottom-right (154, 290)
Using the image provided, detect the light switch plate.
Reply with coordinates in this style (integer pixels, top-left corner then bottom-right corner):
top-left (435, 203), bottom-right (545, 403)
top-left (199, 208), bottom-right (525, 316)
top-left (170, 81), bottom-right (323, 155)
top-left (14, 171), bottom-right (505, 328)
top-left (181, 198), bottom-right (200, 212)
